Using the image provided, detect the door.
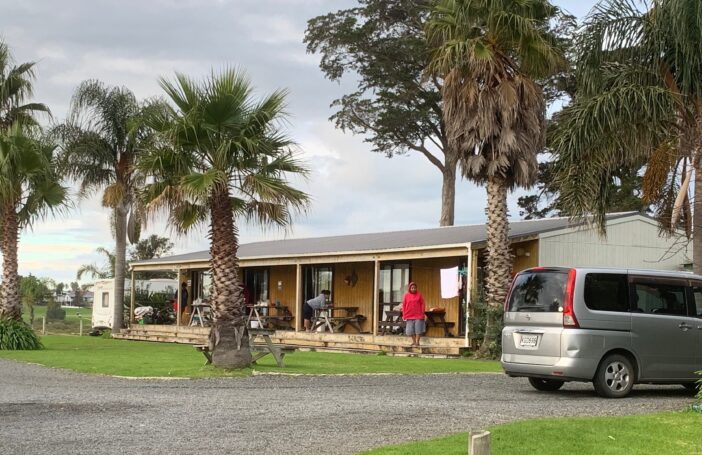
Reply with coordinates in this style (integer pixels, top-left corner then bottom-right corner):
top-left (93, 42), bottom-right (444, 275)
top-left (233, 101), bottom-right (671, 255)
top-left (687, 283), bottom-right (702, 376)
top-left (502, 269), bottom-right (568, 365)
top-left (630, 277), bottom-right (698, 380)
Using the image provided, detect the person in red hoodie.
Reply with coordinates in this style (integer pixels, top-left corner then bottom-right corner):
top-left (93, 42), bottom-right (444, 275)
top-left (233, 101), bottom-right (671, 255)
top-left (401, 282), bottom-right (426, 347)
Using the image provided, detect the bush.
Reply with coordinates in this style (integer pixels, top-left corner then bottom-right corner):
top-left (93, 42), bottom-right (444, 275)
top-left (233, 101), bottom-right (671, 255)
top-left (469, 295), bottom-right (504, 359)
top-left (0, 318), bottom-right (43, 350)
top-left (45, 298), bottom-right (66, 321)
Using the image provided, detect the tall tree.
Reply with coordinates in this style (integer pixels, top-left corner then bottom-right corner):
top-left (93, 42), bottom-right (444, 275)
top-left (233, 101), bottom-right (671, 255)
top-left (426, 0), bottom-right (565, 354)
top-left (0, 41), bottom-right (50, 129)
top-left (305, 0), bottom-right (459, 226)
top-left (0, 124), bottom-right (68, 320)
top-left (139, 69), bottom-right (309, 368)
top-left (552, 0), bottom-right (702, 272)
top-left (129, 235), bottom-right (174, 261)
top-left (57, 81), bottom-right (156, 334)
top-left (76, 247), bottom-right (116, 280)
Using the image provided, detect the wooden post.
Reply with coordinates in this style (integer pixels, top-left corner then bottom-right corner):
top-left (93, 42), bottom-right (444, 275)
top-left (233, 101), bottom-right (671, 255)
top-left (372, 259), bottom-right (380, 336)
top-left (129, 269), bottom-right (136, 325)
top-left (464, 245), bottom-right (472, 348)
top-left (295, 263), bottom-right (302, 332)
top-left (176, 268), bottom-right (182, 327)
top-left (42, 316), bottom-right (46, 335)
top-left (468, 430), bottom-right (490, 455)
top-left (79, 317), bottom-right (83, 337)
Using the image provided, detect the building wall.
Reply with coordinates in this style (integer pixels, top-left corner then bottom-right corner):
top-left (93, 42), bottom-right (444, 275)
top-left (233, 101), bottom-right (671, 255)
top-left (332, 262), bottom-right (375, 333)
top-left (268, 265), bottom-right (298, 320)
top-left (412, 257), bottom-right (462, 337)
top-left (511, 240), bottom-right (539, 273)
top-left (538, 217), bottom-right (690, 270)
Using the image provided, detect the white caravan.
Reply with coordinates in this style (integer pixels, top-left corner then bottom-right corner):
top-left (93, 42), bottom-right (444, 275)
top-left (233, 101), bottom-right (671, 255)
top-left (91, 278), bottom-right (177, 329)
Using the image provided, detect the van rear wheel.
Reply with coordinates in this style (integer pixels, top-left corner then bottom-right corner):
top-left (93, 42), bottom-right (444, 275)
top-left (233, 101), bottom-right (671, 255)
top-left (528, 377), bottom-right (564, 391)
top-left (593, 354), bottom-right (634, 398)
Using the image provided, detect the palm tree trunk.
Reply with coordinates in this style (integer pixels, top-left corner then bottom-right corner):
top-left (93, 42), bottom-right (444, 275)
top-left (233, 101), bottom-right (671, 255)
top-left (0, 204), bottom-right (21, 320)
top-left (439, 154), bottom-right (457, 226)
top-left (208, 186), bottom-right (252, 368)
top-left (479, 175), bottom-right (512, 356)
top-left (112, 204), bottom-right (128, 334)
top-left (694, 158), bottom-right (702, 275)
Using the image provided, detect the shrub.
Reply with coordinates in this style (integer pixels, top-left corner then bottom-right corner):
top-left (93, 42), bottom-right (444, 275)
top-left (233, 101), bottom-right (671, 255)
top-left (0, 318), bottom-right (43, 350)
top-left (45, 297), bottom-right (66, 321)
top-left (469, 294), bottom-right (504, 359)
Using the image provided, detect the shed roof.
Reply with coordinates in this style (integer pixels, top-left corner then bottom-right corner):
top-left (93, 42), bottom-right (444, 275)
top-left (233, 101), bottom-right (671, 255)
top-left (131, 212), bottom-right (640, 267)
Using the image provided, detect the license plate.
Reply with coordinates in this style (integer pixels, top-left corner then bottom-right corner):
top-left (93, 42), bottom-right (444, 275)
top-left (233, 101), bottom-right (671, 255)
top-left (519, 334), bottom-right (538, 348)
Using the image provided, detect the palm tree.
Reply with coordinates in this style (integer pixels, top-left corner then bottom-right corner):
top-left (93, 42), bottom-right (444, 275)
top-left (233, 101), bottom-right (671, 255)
top-left (0, 124), bottom-right (68, 320)
top-left (425, 0), bottom-right (565, 354)
top-left (551, 0), bottom-right (702, 273)
top-left (0, 41), bottom-right (50, 129)
top-left (57, 81), bottom-right (156, 334)
top-left (140, 69), bottom-right (309, 368)
top-left (76, 247), bottom-right (116, 280)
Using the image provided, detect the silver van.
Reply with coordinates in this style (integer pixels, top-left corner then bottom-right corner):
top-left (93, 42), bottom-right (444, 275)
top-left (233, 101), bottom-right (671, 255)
top-left (501, 267), bottom-right (702, 398)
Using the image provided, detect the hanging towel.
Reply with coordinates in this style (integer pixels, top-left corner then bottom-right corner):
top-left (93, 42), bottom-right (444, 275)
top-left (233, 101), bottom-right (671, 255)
top-left (440, 267), bottom-right (459, 299)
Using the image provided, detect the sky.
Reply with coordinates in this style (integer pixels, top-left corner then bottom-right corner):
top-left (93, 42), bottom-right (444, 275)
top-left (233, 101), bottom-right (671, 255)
top-left (0, 0), bottom-right (599, 284)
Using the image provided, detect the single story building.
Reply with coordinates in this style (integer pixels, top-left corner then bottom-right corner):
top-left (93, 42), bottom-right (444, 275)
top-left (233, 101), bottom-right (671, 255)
top-left (117, 212), bottom-right (690, 355)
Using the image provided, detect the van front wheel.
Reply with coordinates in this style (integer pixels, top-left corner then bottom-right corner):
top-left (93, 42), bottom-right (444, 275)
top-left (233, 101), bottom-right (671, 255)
top-left (528, 377), bottom-right (564, 391)
top-left (594, 354), bottom-right (634, 398)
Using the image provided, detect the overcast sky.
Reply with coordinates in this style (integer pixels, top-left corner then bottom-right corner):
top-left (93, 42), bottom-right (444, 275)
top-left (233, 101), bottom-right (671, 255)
top-left (0, 0), bottom-right (598, 284)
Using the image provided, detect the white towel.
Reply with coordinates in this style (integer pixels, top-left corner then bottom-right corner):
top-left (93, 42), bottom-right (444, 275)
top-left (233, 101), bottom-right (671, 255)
top-left (440, 267), bottom-right (459, 299)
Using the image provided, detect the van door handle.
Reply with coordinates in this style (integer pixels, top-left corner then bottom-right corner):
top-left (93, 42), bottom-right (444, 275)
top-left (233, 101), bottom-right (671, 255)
top-left (678, 322), bottom-right (693, 331)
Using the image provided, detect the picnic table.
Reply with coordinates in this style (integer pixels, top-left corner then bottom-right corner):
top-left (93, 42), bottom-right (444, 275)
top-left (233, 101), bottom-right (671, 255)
top-left (425, 309), bottom-right (455, 337)
top-left (378, 309), bottom-right (454, 337)
top-left (311, 305), bottom-right (366, 333)
top-left (195, 328), bottom-right (295, 367)
top-left (378, 309), bottom-right (405, 335)
top-left (246, 304), bottom-right (294, 330)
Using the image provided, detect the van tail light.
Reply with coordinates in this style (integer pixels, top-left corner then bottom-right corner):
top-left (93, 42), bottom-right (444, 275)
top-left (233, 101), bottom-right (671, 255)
top-left (562, 269), bottom-right (579, 328)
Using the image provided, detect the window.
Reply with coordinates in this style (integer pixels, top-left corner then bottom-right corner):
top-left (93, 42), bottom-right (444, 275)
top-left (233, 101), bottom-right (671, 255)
top-left (632, 281), bottom-right (687, 316)
top-left (508, 271), bottom-right (567, 312)
top-left (101, 292), bottom-right (109, 308)
top-left (379, 263), bottom-right (410, 311)
top-left (689, 285), bottom-right (702, 317)
top-left (193, 271), bottom-right (212, 301)
top-left (245, 268), bottom-right (269, 304)
top-left (584, 273), bottom-right (629, 312)
top-left (304, 265), bottom-right (333, 302)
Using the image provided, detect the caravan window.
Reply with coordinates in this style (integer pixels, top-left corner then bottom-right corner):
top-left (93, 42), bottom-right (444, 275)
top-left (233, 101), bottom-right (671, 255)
top-left (101, 292), bottom-right (109, 308)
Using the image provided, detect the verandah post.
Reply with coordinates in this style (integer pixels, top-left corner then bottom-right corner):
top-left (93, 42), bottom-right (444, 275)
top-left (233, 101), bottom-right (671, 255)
top-left (129, 269), bottom-right (136, 325)
top-left (295, 263), bottom-right (302, 332)
top-left (373, 259), bottom-right (380, 336)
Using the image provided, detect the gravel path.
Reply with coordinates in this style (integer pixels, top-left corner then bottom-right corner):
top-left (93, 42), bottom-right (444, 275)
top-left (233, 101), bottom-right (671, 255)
top-left (0, 358), bottom-right (694, 454)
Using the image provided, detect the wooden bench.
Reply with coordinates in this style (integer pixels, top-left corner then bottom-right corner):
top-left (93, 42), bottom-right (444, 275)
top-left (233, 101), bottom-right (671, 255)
top-left (194, 328), bottom-right (295, 367)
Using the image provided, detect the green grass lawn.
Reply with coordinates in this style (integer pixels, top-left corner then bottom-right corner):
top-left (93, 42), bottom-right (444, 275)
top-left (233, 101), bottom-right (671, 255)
top-left (0, 335), bottom-right (501, 378)
top-left (22, 305), bottom-right (92, 335)
top-left (363, 411), bottom-right (702, 455)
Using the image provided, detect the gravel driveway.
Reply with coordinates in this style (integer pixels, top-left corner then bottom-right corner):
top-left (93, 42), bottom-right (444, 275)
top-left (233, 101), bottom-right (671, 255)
top-left (0, 358), bottom-right (694, 454)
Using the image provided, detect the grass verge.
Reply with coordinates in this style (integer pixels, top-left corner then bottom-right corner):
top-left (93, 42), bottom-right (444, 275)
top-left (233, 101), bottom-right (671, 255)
top-left (362, 411), bottom-right (702, 455)
top-left (0, 335), bottom-right (501, 378)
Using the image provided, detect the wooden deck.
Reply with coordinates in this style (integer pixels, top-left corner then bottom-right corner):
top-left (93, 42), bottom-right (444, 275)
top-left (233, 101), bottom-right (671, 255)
top-left (113, 325), bottom-right (472, 357)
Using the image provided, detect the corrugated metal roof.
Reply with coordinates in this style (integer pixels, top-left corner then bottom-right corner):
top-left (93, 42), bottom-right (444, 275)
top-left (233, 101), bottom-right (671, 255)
top-left (131, 212), bottom-right (639, 266)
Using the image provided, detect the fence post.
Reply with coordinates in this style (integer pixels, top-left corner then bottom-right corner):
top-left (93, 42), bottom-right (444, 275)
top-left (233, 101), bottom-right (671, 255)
top-left (79, 317), bottom-right (83, 337)
top-left (42, 316), bottom-right (46, 335)
top-left (468, 430), bottom-right (491, 455)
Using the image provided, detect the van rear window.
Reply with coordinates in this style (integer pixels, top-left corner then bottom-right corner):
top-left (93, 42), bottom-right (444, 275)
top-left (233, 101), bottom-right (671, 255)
top-left (508, 271), bottom-right (568, 312)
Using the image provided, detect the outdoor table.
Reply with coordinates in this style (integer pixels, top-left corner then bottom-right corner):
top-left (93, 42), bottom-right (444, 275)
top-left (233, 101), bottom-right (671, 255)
top-left (311, 306), bottom-right (364, 333)
top-left (189, 301), bottom-right (211, 327)
top-left (425, 309), bottom-right (455, 337)
top-left (247, 304), bottom-right (293, 330)
top-left (378, 309), bottom-right (405, 335)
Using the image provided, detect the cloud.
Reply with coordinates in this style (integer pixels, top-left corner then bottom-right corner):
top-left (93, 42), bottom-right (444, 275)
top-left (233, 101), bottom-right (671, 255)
top-left (0, 0), bottom-right (591, 284)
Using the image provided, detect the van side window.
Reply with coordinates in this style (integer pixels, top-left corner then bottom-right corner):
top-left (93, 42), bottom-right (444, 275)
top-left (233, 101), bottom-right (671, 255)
top-left (691, 286), bottom-right (702, 318)
top-left (584, 273), bottom-right (629, 312)
top-left (632, 282), bottom-right (687, 316)
top-left (101, 292), bottom-right (109, 308)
